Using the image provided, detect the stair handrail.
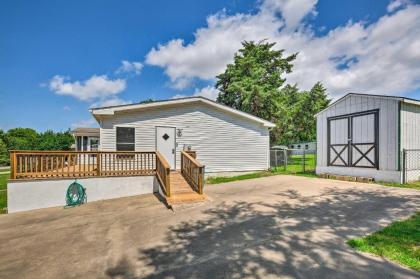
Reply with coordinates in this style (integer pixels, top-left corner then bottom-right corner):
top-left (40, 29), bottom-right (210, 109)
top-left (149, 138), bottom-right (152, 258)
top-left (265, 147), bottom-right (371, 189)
top-left (155, 151), bottom-right (171, 197)
top-left (180, 150), bottom-right (205, 194)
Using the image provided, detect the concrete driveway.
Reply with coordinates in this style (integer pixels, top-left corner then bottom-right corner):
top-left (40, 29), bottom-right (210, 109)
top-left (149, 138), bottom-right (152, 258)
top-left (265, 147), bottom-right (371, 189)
top-left (0, 175), bottom-right (419, 279)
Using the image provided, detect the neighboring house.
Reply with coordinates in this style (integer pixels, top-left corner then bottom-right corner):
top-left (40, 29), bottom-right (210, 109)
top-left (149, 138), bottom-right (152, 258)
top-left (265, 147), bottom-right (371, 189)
top-left (90, 97), bottom-right (275, 174)
top-left (288, 141), bottom-right (316, 153)
top-left (316, 93), bottom-right (420, 183)
top-left (71, 128), bottom-right (100, 151)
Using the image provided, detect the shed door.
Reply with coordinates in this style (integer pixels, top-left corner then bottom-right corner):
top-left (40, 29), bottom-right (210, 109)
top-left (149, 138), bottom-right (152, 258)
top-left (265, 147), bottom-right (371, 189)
top-left (156, 126), bottom-right (176, 170)
top-left (351, 113), bottom-right (377, 168)
top-left (328, 110), bottom-right (379, 169)
top-left (328, 118), bottom-right (349, 166)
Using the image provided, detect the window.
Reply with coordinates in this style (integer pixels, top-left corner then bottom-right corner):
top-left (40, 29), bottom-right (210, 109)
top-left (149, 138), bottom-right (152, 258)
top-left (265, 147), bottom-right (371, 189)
top-left (290, 145), bottom-right (294, 148)
top-left (116, 127), bottom-right (135, 151)
top-left (305, 144), bottom-right (309, 150)
top-left (297, 145), bottom-right (301, 149)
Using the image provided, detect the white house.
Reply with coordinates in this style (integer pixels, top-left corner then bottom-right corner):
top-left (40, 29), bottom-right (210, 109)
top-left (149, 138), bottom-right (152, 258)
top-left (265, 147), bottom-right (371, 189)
top-left (71, 128), bottom-right (100, 151)
top-left (90, 97), bottom-right (275, 175)
top-left (316, 93), bottom-right (420, 183)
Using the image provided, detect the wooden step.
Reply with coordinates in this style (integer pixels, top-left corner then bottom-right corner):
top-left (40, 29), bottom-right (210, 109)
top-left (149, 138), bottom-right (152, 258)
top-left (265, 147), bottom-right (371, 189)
top-left (162, 171), bottom-right (207, 206)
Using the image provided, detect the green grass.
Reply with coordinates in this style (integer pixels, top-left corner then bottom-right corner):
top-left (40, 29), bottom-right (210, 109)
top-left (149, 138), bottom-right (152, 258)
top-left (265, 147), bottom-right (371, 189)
top-left (376, 181), bottom-right (420, 191)
top-left (0, 172), bottom-right (8, 214)
top-left (348, 212), bottom-right (420, 271)
top-left (207, 154), bottom-right (317, 184)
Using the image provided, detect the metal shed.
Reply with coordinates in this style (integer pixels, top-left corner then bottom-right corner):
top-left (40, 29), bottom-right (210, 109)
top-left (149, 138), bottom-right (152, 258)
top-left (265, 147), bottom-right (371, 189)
top-left (316, 93), bottom-right (420, 183)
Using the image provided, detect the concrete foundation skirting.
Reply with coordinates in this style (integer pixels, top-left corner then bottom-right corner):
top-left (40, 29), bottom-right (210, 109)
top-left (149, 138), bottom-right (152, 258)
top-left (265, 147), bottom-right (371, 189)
top-left (316, 166), bottom-right (401, 183)
top-left (7, 176), bottom-right (160, 213)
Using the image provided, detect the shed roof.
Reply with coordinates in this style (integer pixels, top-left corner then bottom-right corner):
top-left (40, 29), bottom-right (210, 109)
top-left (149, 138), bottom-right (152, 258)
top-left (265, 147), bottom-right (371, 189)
top-left (90, 96), bottom-right (276, 128)
top-left (315, 93), bottom-right (420, 116)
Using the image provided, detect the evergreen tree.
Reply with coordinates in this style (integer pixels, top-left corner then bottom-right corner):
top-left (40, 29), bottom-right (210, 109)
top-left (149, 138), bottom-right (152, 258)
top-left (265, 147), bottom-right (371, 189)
top-left (216, 40), bottom-right (297, 122)
top-left (215, 40), bottom-right (330, 144)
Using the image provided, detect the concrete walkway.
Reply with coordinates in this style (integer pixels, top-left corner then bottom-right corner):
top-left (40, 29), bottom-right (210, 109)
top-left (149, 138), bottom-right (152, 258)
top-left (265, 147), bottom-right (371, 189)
top-left (0, 175), bottom-right (419, 278)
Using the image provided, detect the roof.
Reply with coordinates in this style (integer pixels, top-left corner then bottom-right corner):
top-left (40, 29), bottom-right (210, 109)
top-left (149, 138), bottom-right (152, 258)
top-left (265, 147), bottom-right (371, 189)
top-left (315, 93), bottom-right (420, 116)
top-left (90, 96), bottom-right (276, 128)
top-left (71, 128), bottom-right (100, 136)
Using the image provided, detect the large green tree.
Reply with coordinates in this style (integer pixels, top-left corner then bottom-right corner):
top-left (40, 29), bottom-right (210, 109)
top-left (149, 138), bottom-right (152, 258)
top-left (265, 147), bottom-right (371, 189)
top-left (216, 40), bottom-right (330, 144)
top-left (216, 40), bottom-right (297, 121)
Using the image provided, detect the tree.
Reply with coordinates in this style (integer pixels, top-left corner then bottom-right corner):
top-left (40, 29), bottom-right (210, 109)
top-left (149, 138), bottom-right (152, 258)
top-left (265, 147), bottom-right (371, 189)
top-left (35, 130), bottom-right (74, 150)
top-left (216, 40), bottom-right (330, 144)
top-left (0, 138), bottom-right (8, 166)
top-left (139, 98), bottom-right (154, 104)
top-left (3, 128), bottom-right (38, 150)
top-left (297, 82), bottom-right (330, 141)
top-left (216, 40), bottom-right (297, 121)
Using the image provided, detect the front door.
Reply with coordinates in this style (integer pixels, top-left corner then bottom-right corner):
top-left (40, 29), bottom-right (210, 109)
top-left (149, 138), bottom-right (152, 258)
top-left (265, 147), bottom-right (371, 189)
top-left (156, 126), bottom-right (176, 169)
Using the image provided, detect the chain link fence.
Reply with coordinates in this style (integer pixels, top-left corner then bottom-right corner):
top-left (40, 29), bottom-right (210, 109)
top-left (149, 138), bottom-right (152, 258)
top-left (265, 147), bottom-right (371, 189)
top-left (402, 149), bottom-right (420, 183)
top-left (270, 148), bottom-right (316, 174)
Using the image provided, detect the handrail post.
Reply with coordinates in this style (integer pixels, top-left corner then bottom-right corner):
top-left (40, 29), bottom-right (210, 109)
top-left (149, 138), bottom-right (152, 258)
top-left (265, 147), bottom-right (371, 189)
top-left (181, 152), bottom-right (183, 175)
top-left (96, 152), bottom-right (101, 176)
top-left (10, 151), bottom-right (16, 179)
top-left (166, 167), bottom-right (171, 197)
top-left (198, 166), bottom-right (204, 194)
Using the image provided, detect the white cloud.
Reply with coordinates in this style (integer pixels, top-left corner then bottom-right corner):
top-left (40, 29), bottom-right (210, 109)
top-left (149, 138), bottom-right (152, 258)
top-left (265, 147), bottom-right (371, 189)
top-left (70, 118), bottom-right (98, 129)
top-left (90, 97), bottom-right (132, 108)
top-left (387, 0), bottom-right (411, 13)
top-left (115, 60), bottom-right (143, 75)
top-left (146, 0), bottom-right (420, 98)
top-left (193, 86), bottom-right (219, 100)
top-left (261, 0), bottom-right (318, 30)
top-left (63, 105), bottom-right (71, 111)
top-left (172, 86), bottom-right (219, 100)
top-left (49, 75), bottom-right (126, 101)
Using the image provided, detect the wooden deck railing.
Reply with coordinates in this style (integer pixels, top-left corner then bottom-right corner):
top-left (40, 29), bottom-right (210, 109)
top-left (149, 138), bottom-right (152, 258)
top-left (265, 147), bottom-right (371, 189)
top-left (181, 150), bottom-right (205, 194)
top-left (10, 150), bottom-right (158, 179)
top-left (155, 151), bottom-right (171, 197)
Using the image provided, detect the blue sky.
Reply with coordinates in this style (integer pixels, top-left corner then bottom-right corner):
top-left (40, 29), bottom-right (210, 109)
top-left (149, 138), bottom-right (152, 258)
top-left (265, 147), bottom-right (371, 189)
top-left (1, 0), bottom-right (419, 131)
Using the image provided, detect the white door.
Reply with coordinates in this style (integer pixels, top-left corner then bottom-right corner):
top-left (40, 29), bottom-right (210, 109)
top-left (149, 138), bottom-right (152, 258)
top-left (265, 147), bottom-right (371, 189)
top-left (156, 126), bottom-right (176, 169)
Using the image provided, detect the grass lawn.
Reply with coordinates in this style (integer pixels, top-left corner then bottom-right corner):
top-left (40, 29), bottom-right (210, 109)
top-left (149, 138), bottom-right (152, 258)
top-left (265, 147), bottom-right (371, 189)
top-left (207, 154), bottom-right (317, 184)
top-left (0, 172), bottom-right (8, 214)
top-left (376, 181), bottom-right (420, 191)
top-left (348, 212), bottom-right (420, 271)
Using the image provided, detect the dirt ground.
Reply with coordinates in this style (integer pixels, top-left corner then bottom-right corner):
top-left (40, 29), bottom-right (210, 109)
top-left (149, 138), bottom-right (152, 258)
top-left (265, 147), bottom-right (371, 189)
top-left (0, 175), bottom-right (419, 279)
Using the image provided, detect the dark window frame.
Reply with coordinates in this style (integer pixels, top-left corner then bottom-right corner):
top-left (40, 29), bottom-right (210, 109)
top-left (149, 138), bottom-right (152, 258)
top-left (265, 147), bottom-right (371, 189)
top-left (116, 127), bottom-right (135, 151)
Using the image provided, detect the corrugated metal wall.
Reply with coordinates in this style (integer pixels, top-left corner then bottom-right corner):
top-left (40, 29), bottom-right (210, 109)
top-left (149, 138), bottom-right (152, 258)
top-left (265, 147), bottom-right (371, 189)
top-left (99, 103), bottom-right (270, 173)
top-left (317, 94), bottom-right (399, 171)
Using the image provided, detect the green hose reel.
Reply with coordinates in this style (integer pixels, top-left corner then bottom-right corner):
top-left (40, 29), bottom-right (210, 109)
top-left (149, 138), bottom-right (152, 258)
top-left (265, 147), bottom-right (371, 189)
top-left (65, 180), bottom-right (87, 207)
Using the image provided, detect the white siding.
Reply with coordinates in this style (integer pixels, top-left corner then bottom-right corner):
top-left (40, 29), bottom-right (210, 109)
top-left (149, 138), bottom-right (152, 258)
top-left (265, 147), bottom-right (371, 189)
top-left (401, 103), bottom-right (420, 181)
top-left (316, 94), bottom-right (399, 171)
top-left (401, 102), bottom-right (420, 150)
top-left (99, 103), bottom-right (270, 173)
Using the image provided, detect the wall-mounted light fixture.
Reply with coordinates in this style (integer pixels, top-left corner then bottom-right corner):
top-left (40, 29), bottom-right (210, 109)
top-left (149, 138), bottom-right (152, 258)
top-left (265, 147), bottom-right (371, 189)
top-left (177, 128), bottom-right (183, 137)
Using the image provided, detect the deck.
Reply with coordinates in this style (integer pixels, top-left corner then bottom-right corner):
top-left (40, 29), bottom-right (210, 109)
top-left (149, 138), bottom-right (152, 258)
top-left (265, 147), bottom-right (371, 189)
top-left (9, 150), bottom-right (206, 205)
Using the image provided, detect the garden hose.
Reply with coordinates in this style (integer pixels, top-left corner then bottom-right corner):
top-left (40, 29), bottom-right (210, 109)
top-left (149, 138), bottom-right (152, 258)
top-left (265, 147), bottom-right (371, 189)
top-left (65, 180), bottom-right (87, 207)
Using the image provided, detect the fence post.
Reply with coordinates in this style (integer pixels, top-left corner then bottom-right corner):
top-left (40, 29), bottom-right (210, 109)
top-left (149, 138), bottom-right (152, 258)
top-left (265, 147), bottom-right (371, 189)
top-left (10, 151), bottom-right (16, 179)
top-left (402, 149), bottom-right (406, 184)
top-left (302, 150), bottom-right (306, 173)
top-left (274, 150), bottom-right (278, 169)
top-left (284, 149), bottom-right (287, 171)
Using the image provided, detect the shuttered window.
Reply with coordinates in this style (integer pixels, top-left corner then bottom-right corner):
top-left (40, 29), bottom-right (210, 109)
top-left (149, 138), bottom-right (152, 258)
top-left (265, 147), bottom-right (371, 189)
top-left (116, 127), bottom-right (135, 151)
